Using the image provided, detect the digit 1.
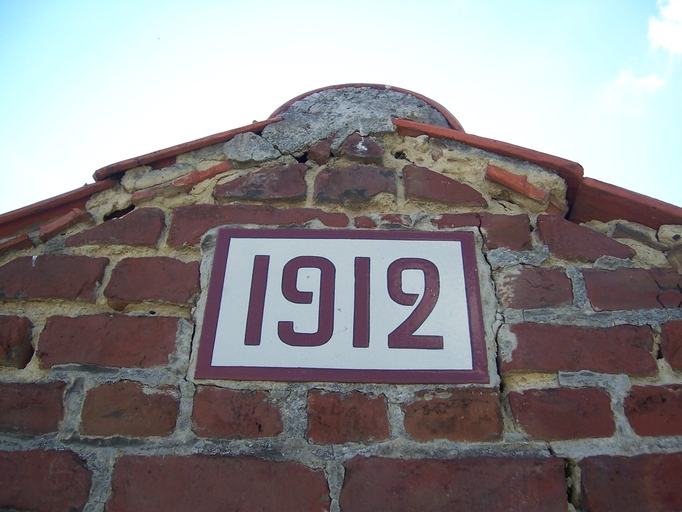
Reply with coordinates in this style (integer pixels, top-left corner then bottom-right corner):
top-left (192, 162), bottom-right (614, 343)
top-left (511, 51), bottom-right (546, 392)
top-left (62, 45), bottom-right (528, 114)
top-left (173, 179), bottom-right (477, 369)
top-left (244, 255), bottom-right (270, 346)
top-left (353, 257), bottom-right (370, 348)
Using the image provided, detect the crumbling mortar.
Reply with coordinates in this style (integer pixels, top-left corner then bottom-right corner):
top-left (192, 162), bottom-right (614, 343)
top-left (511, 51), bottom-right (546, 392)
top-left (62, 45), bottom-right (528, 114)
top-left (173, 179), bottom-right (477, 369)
top-left (325, 460), bottom-right (344, 512)
top-left (566, 266), bottom-right (592, 310)
top-left (563, 458), bottom-right (582, 511)
top-left (558, 372), bottom-right (634, 438)
top-left (58, 376), bottom-right (86, 440)
top-left (522, 307), bottom-right (682, 328)
top-left (386, 402), bottom-right (407, 440)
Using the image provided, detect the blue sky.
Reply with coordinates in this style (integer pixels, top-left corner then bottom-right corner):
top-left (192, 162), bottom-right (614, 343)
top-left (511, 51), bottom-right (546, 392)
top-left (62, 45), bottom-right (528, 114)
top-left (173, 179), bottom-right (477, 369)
top-left (1, 0), bottom-right (681, 215)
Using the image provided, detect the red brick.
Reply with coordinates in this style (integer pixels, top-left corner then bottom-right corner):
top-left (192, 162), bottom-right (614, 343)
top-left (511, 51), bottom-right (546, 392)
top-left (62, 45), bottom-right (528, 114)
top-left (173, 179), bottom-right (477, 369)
top-left (662, 320), bottom-right (682, 370)
top-left (133, 165), bottom-right (233, 202)
top-left (82, 381), bottom-right (178, 437)
top-left (67, 207), bottom-right (165, 246)
top-left (508, 387), bottom-right (614, 441)
top-left (0, 450), bottom-right (91, 512)
top-left (171, 161), bottom-right (232, 187)
top-left (0, 255), bottom-right (108, 301)
top-left (480, 213), bottom-right (532, 251)
top-left (404, 165), bottom-right (487, 206)
top-left (314, 165), bottom-right (396, 204)
top-left (0, 233), bottom-right (33, 257)
top-left (498, 267), bottom-right (572, 309)
top-left (167, 204), bottom-right (349, 246)
top-left (354, 215), bottom-right (377, 228)
top-left (486, 164), bottom-right (550, 203)
top-left (0, 315), bottom-right (33, 368)
top-left (581, 453), bottom-right (682, 512)
top-left (380, 213), bottom-right (411, 227)
top-left (337, 133), bottom-right (383, 164)
top-left (106, 455), bottom-right (329, 512)
top-left (583, 268), bottom-right (663, 311)
top-left (192, 387), bottom-right (282, 439)
top-left (341, 456), bottom-right (567, 512)
top-left (307, 390), bottom-right (389, 444)
top-left (0, 382), bottom-right (65, 435)
top-left (537, 215), bottom-right (635, 262)
top-left (658, 288), bottom-right (682, 308)
top-left (624, 385), bottom-right (682, 436)
top-left (38, 207), bottom-right (92, 242)
top-left (308, 136), bottom-right (333, 165)
top-left (38, 313), bottom-right (179, 368)
top-left (104, 257), bottom-right (200, 310)
top-left (432, 212), bottom-right (481, 229)
top-left (403, 389), bottom-right (502, 442)
top-left (504, 324), bottom-right (656, 375)
top-left (214, 163), bottom-right (307, 201)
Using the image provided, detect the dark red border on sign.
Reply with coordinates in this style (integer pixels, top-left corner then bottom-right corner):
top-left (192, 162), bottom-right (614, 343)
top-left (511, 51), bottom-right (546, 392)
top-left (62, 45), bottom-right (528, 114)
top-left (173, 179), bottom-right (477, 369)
top-left (195, 229), bottom-right (489, 384)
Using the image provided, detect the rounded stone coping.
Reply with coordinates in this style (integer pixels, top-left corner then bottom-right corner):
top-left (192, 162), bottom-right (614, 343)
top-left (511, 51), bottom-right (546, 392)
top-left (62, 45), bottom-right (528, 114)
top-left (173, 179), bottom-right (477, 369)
top-left (269, 83), bottom-right (465, 132)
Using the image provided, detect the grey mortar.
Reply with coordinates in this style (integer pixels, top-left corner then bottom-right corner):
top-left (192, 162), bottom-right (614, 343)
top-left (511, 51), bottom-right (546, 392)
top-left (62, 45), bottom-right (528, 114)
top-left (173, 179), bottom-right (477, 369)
top-left (262, 87), bottom-right (450, 155)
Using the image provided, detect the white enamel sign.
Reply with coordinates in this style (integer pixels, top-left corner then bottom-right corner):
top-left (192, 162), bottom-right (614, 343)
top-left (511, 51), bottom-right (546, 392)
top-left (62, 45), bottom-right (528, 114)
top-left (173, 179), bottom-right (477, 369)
top-left (196, 229), bottom-right (487, 383)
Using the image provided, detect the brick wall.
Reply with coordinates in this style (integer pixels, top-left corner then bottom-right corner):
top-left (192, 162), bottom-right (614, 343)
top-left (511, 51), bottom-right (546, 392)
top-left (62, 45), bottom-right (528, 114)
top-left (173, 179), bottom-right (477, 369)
top-left (1, 92), bottom-right (682, 511)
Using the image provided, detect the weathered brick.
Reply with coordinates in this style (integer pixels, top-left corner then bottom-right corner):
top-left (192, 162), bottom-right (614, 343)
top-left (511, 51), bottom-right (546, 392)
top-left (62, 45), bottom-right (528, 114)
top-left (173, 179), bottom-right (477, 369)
top-left (0, 233), bottom-right (33, 257)
top-left (82, 381), bottom-right (178, 437)
top-left (106, 455), bottom-right (329, 512)
top-left (432, 212), bottom-right (481, 229)
top-left (581, 453), bottom-right (682, 512)
top-left (486, 164), bottom-right (550, 203)
top-left (167, 204), bottom-right (349, 246)
top-left (498, 266), bottom-right (572, 309)
top-left (380, 213), bottom-right (411, 227)
top-left (504, 324), bottom-right (657, 375)
top-left (67, 207), bottom-right (165, 246)
top-left (192, 387), bottom-right (282, 439)
top-left (403, 389), bottom-right (502, 442)
top-left (658, 288), bottom-right (682, 308)
top-left (624, 385), bottom-right (682, 436)
top-left (314, 165), bottom-right (396, 204)
top-left (341, 456), bottom-right (567, 512)
top-left (38, 313), bottom-right (179, 368)
top-left (662, 320), bottom-right (682, 370)
top-left (480, 213), bottom-right (532, 251)
top-left (307, 136), bottom-right (333, 165)
top-left (307, 390), bottom-right (389, 444)
top-left (0, 315), bottom-right (33, 368)
top-left (537, 215), bottom-right (635, 262)
top-left (403, 165), bottom-right (487, 206)
top-left (104, 257), bottom-right (200, 310)
top-left (583, 268), bottom-right (663, 310)
top-left (214, 163), bottom-right (307, 201)
top-left (337, 133), bottom-right (383, 164)
top-left (0, 382), bottom-right (65, 435)
top-left (0, 255), bottom-right (108, 301)
top-left (354, 215), bottom-right (377, 228)
top-left (508, 387), bottom-right (614, 441)
top-left (0, 450), bottom-right (91, 512)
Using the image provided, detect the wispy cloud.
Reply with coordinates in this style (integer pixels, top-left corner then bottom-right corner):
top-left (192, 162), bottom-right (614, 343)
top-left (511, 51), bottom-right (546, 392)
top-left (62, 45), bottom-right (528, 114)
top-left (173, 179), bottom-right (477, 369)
top-left (649, 0), bottom-right (682, 55)
top-left (600, 68), bottom-right (666, 113)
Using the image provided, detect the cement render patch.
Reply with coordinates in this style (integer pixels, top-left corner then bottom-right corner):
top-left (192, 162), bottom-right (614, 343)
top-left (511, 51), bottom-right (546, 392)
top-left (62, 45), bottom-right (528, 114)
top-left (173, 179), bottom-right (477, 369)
top-left (261, 87), bottom-right (449, 155)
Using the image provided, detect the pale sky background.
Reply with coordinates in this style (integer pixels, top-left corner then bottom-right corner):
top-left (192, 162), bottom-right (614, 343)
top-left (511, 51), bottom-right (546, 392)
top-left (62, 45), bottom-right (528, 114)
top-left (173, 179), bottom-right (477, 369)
top-left (1, 0), bottom-right (681, 216)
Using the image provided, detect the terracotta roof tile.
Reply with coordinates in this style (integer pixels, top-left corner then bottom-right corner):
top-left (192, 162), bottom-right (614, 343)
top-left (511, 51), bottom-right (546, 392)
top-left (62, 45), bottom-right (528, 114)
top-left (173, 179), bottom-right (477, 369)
top-left (569, 177), bottom-right (682, 229)
top-left (393, 118), bottom-right (583, 204)
top-left (93, 118), bottom-right (281, 181)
